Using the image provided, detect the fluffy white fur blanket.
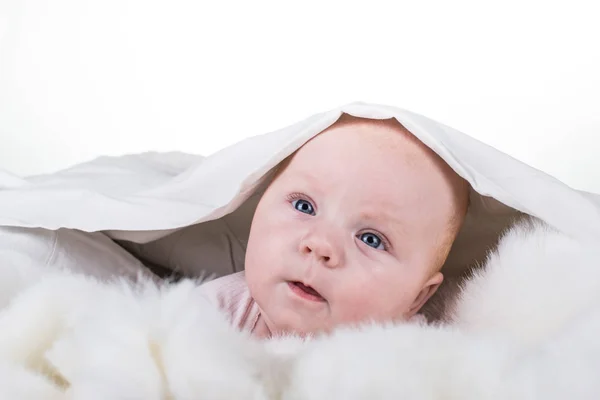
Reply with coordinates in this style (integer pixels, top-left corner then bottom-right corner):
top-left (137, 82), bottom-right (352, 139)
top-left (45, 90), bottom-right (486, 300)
top-left (1, 220), bottom-right (600, 399)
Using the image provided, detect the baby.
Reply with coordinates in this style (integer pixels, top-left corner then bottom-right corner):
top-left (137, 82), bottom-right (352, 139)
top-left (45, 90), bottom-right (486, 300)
top-left (199, 114), bottom-right (469, 338)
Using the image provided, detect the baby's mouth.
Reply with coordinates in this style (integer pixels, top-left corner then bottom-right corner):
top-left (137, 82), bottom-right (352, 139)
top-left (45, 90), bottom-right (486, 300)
top-left (287, 281), bottom-right (326, 302)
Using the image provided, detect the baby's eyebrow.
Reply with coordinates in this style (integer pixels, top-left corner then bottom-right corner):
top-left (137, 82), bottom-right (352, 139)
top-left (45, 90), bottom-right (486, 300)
top-left (358, 209), bottom-right (406, 232)
top-left (287, 170), bottom-right (322, 191)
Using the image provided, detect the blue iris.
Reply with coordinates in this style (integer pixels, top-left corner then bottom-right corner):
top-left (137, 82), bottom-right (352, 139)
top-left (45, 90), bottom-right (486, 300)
top-left (360, 232), bottom-right (382, 249)
top-left (293, 199), bottom-right (315, 215)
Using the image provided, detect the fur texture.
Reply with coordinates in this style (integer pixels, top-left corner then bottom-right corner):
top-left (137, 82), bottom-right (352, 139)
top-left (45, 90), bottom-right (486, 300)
top-left (1, 219), bottom-right (600, 399)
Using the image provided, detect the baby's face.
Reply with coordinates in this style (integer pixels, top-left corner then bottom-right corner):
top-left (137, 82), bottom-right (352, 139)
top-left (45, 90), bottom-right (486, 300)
top-left (245, 116), bottom-right (467, 337)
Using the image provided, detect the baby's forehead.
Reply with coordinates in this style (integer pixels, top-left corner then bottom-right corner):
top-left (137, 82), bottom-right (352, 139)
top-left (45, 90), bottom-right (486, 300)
top-left (284, 149), bottom-right (443, 210)
top-left (288, 117), bottom-right (438, 175)
top-left (277, 114), bottom-right (469, 216)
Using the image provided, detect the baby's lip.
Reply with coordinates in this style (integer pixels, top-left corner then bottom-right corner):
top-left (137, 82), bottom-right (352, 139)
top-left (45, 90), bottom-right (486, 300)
top-left (287, 280), bottom-right (326, 302)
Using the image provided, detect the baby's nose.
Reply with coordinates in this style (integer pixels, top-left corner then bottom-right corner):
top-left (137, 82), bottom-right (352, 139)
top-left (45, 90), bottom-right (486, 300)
top-left (300, 237), bottom-right (341, 268)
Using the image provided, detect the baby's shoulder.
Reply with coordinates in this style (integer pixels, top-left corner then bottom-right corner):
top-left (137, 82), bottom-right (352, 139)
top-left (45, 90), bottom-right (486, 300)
top-left (199, 270), bottom-right (247, 292)
top-left (197, 271), bottom-right (259, 332)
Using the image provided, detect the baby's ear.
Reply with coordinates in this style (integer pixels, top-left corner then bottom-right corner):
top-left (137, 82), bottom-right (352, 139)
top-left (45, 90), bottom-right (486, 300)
top-left (408, 272), bottom-right (444, 317)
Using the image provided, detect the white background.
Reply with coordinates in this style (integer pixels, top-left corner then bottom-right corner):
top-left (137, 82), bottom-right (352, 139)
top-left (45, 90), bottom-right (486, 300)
top-left (1, 0), bottom-right (599, 192)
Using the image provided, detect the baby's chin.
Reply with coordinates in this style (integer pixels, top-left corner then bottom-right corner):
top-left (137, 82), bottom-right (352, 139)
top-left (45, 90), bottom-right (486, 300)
top-left (264, 312), bottom-right (333, 338)
top-left (269, 320), bottom-right (326, 338)
top-left (272, 313), bottom-right (416, 338)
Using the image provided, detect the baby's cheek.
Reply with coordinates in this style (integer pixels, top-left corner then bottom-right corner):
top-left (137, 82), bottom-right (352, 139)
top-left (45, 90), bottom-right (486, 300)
top-left (332, 286), bottom-right (384, 322)
top-left (332, 280), bottom-right (414, 324)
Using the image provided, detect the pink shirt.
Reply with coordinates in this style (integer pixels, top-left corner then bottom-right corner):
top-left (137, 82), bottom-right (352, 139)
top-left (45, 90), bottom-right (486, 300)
top-left (198, 271), bottom-right (262, 333)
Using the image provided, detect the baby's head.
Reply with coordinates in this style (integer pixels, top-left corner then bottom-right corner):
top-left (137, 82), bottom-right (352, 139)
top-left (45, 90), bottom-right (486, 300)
top-left (245, 115), bottom-right (469, 337)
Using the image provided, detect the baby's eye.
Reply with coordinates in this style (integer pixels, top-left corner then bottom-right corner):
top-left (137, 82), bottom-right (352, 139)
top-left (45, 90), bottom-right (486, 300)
top-left (292, 199), bottom-right (315, 215)
top-left (359, 232), bottom-right (385, 250)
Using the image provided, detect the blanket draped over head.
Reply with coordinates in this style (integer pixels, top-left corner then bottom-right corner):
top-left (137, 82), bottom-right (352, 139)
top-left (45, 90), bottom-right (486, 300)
top-left (1, 102), bottom-right (600, 399)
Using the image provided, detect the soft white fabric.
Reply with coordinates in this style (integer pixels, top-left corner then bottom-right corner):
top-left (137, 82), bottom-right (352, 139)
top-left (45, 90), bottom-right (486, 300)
top-left (1, 220), bottom-right (600, 399)
top-left (0, 227), bottom-right (154, 284)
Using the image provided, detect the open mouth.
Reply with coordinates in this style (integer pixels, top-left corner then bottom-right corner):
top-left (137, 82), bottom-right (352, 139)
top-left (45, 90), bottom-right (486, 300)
top-left (287, 281), bottom-right (325, 302)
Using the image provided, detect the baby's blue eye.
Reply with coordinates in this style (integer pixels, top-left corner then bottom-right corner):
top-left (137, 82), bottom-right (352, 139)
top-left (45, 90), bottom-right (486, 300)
top-left (292, 199), bottom-right (315, 215)
top-left (360, 233), bottom-right (383, 249)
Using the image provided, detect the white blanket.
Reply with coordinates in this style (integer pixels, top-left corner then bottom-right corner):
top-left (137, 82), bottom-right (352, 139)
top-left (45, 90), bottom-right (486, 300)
top-left (1, 220), bottom-right (600, 399)
top-left (1, 102), bottom-right (600, 397)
